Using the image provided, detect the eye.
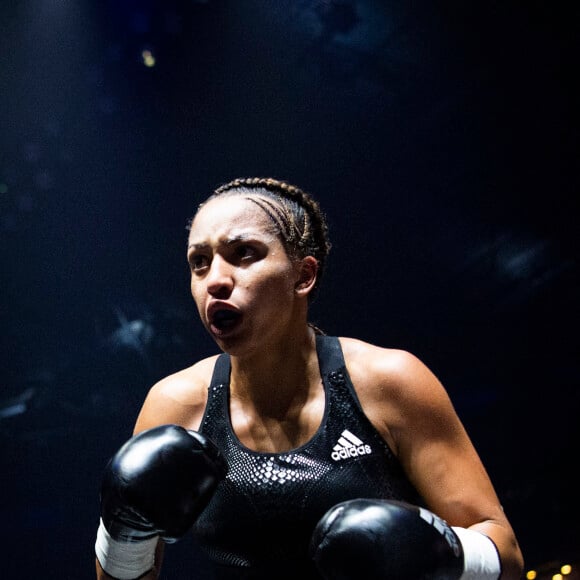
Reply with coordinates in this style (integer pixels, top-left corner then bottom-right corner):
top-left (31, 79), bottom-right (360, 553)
top-left (235, 244), bottom-right (256, 260)
top-left (188, 253), bottom-right (209, 272)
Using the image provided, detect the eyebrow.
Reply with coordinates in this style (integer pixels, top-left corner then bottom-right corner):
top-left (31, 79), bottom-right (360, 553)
top-left (187, 233), bottom-right (256, 251)
top-left (187, 241), bottom-right (208, 251)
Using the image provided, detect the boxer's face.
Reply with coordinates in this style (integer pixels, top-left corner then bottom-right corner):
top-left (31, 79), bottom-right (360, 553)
top-left (187, 195), bottom-right (304, 355)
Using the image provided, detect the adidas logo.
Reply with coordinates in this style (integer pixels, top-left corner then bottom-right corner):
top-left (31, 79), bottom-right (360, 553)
top-left (331, 429), bottom-right (372, 461)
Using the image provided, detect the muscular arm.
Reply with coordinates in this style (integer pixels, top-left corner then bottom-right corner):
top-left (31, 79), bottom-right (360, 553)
top-left (342, 338), bottom-right (524, 579)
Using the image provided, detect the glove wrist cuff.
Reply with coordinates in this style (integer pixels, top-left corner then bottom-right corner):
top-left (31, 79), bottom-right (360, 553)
top-left (95, 518), bottom-right (157, 580)
top-left (452, 526), bottom-right (501, 580)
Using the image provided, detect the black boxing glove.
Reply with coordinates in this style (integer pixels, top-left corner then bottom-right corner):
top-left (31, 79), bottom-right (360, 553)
top-left (310, 499), bottom-right (501, 580)
top-left (95, 424), bottom-right (227, 579)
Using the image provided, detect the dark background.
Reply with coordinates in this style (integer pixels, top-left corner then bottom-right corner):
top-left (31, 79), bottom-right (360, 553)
top-left (1, 1), bottom-right (578, 578)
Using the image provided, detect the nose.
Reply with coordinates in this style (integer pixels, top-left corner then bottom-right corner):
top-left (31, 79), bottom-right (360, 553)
top-left (206, 255), bottom-right (234, 298)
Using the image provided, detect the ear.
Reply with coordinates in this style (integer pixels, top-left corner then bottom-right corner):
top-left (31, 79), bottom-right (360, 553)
top-left (294, 256), bottom-right (318, 298)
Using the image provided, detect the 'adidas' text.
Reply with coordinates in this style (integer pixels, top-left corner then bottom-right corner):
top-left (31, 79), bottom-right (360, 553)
top-left (331, 429), bottom-right (372, 461)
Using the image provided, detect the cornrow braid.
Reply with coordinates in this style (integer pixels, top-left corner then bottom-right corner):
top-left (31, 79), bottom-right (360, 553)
top-left (194, 177), bottom-right (331, 302)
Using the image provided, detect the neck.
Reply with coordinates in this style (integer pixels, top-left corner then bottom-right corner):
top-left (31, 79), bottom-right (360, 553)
top-left (229, 325), bottom-right (319, 414)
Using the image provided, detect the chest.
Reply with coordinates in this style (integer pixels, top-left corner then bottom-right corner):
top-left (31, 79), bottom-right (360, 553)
top-left (228, 387), bottom-right (325, 453)
top-left (194, 378), bottom-right (421, 567)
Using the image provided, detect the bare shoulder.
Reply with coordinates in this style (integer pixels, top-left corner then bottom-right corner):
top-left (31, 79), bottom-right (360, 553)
top-left (337, 336), bottom-right (437, 395)
top-left (134, 354), bottom-right (220, 434)
top-left (148, 355), bottom-right (220, 404)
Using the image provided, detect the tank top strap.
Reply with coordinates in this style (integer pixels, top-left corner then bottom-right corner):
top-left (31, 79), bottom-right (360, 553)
top-left (210, 352), bottom-right (231, 387)
top-left (315, 335), bottom-right (345, 376)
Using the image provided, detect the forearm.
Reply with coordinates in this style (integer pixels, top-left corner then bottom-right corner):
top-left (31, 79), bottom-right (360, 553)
top-left (94, 520), bottom-right (165, 580)
top-left (95, 558), bottom-right (160, 580)
top-left (465, 522), bottom-right (523, 580)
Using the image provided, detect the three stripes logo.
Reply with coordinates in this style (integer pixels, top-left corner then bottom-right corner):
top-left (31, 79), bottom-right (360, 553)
top-left (331, 429), bottom-right (372, 461)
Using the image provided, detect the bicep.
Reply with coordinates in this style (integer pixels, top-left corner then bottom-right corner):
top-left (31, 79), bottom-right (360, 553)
top-left (404, 406), bottom-right (501, 527)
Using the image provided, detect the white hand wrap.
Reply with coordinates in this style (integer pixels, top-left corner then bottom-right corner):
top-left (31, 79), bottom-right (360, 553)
top-left (95, 518), bottom-right (157, 580)
top-left (452, 526), bottom-right (501, 580)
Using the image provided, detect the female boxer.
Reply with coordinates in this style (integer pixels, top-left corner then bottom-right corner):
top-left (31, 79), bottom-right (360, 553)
top-left (95, 177), bottom-right (524, 579)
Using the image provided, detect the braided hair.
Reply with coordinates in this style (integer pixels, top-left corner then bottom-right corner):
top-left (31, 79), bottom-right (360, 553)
top-left (190, 177), bottom-right (331, 307)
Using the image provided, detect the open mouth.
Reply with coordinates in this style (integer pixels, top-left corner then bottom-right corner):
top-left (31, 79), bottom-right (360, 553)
top-left (211, 309), bottom-right (241, 332)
